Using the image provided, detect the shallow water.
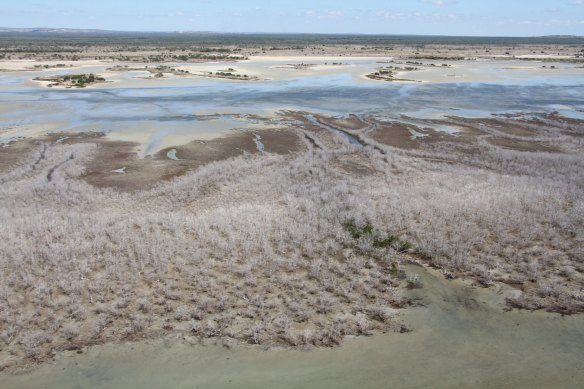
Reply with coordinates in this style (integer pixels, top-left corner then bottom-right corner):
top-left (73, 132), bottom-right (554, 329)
top-left (252, 133), bottom-right (265, 152)
top-left (166, 148), bottom-right (179, 161)
top-left (1, 265), bottom-right (582, 389)
top-left (1, 59), bottom-right (583, 152)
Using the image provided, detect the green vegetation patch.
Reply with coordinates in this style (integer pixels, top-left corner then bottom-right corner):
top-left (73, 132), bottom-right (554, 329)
top-left (35, 72), bottom-right (106, 88)
top-left (344, 219), bottom-right (412, 252)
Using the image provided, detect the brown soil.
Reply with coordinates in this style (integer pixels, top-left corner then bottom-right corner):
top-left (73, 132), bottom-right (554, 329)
top-left (487, 137), bottom-right (562, 153)
top-left (369, 122), bottom-right (419, 149)
top-left (81, 129), bottom-right (303, 191)
top-left (367, 120), bottom-right (464, 150)
top-left (280, 111), bottom-right (340, 148)
top-left (0, 138), bottom-right (39, 172)
top-left (254, 128), bottom-right (304, 154)
top-left (458, 117), bottom-right (537, 137)
top-left (2, 128), bottom-right (304, 192)
top-left (315, 114), bottom-right (368, 131)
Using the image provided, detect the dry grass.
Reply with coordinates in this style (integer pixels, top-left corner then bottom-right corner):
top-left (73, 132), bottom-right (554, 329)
top-left (0, 111), bottom-right (582, 371)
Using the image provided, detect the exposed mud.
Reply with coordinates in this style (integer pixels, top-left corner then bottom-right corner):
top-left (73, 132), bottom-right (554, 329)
top-left (0, 128), bottom-right (304, 192)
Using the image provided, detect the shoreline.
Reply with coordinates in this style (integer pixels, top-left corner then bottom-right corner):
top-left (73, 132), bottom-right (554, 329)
top-left (2, 56), bottom-right (580, 92)
top-left (1, 263), bottom-right (582, 388)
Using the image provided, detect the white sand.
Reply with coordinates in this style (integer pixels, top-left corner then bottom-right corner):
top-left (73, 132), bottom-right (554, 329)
top-left (249, 55), bottom-right (390, 62)
top-left (0, 122), bottom-right (66, 144)
top-left (0, 59), bottom-right (112, 72)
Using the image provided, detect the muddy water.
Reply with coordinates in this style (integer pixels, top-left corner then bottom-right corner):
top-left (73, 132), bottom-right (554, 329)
top-left (2, 265), bottom-right (582, 389)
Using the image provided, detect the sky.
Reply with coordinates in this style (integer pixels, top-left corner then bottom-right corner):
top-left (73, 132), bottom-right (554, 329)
top-left (1, 0), bottom-right (583, 36)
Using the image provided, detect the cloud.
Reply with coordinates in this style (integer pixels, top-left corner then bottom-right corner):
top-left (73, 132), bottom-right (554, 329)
top-left (420, 0), bottom-right (456, 6)
top-left (374, 11), bottom-right (406, 20)
top-left (304, 9), bottom-right (344, 20)
top-left (326, 11), bottom-right (343, 19)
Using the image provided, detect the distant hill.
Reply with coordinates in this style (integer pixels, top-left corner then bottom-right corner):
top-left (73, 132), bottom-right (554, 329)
top-left (0, 28), bottom-right (109, 33)
top-left (0, 28), bottom-right (582, 46)
top-left (539, 35), bottom-right (583, 39)
top-left (0, 28), bottom-right (582, 38)
top-left (0, 27), bottom-right (222, 35)
top-left (0, 27), bottom-right (111, 33)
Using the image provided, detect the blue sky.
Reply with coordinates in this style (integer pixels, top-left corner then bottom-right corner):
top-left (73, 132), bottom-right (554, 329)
top-left (2, 0), bottom-right (583, 36)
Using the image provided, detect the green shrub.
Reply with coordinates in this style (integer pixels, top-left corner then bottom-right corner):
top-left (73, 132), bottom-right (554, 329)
top-left (344, 220), bottom-right (412, 252)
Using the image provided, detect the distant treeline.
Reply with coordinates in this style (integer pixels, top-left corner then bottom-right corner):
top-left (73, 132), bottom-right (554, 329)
top-left (0, 32), bottom-right (583, 49)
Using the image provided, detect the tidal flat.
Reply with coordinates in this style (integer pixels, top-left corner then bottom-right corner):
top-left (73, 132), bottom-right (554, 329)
top-left (1, 41), bottom-right (583, 388)
top-left (2, 265), bottom-right (583, 389)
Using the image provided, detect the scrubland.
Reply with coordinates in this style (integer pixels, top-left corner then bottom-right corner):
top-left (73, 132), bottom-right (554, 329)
top-left (1, 32), bottom-right (582, 63)
top-left (0, 110), bottom-right (583, 371)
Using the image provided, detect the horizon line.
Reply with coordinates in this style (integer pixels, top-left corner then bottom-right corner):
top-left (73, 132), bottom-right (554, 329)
top-left (0, 27), bottom-right (582, 39)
